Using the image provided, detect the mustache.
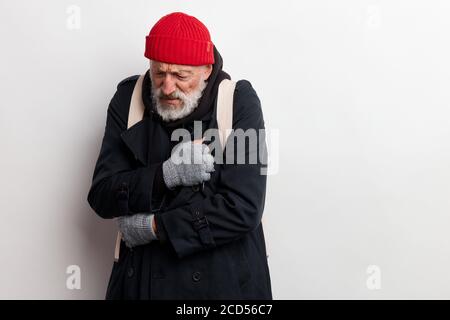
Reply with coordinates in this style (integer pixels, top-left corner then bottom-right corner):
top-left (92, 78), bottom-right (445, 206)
top-left (158, 90), bottom-right (184, 100)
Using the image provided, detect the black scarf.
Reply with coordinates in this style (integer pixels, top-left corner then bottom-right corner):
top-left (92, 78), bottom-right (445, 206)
top-left (141, 45), bottom-right (230, 130)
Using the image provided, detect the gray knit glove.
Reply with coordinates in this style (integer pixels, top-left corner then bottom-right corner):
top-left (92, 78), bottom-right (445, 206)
top-left (117, 213), bottom-right (157, 248)
top-left (162, 141), bottom-right (215, 189)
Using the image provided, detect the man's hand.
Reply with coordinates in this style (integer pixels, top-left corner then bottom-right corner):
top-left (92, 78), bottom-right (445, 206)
top-left (117, 213), bottom-right (157, 248)
top-left (162, 140), bottom-right (215, 189)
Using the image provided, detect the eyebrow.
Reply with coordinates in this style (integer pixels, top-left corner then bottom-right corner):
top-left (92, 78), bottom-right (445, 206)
top-left (156, 69), bottom-right (193, 75)
top-left (177, 69), bottom-right (193, 74)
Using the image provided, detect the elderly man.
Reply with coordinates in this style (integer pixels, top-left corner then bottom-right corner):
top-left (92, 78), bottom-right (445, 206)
top-left (87, 12), bottom-right (271, 300)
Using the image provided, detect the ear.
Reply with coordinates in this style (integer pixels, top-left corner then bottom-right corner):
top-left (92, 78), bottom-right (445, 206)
top-left (203, 64), bottom-right (213, 80)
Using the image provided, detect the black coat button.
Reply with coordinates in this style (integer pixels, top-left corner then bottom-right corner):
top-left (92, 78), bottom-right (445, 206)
top-left (127, 267), bottom-right (134, 278)
top-left (192, 271), bottom-right (201, 282)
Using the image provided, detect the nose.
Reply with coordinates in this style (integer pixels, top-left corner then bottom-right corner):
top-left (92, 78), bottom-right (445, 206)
top-left (161, 75), bottom-right (176, 96)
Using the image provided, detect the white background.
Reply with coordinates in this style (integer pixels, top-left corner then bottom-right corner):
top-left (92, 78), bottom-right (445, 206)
top-left (0, 0), bottom-right (449, 299)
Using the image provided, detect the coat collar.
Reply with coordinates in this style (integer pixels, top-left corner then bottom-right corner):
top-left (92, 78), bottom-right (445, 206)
top-left (120, 116), bottom-right (172, 167)
top-left (119, 117), bottom-right (150, 166)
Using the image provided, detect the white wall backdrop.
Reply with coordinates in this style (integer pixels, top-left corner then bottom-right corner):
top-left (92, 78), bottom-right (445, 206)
top-left (0, 0), bottom-right (449, 299)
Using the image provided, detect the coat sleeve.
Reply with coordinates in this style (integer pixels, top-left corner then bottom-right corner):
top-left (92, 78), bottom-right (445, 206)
top-left (87, 78), bottom-right (161, 219)
top-left (154, 80), bottom-right (268, 258)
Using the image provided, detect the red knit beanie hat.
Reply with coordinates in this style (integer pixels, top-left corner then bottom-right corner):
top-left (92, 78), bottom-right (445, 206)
top-left (144, 12), bottom-right (215, 66)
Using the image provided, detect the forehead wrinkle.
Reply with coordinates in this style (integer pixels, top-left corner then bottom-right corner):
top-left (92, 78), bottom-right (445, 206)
top-left (152, 61), bottom-right (197, 74)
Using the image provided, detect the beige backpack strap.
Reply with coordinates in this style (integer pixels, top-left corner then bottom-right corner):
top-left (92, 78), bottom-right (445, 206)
top-left (127, 75), bottom-right (146, 128)
top-left (216, 79), bottom-right (236, 150)
top-left (114, 74), bottom-right (145, 262)
top-left (216, 79), bottom-right (269, 259)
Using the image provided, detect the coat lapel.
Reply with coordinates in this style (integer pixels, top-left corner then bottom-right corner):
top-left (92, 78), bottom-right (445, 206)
top-left (120, 117), bottom-right (150, 166)
top-left (119, 116), bottom-right (171, 166)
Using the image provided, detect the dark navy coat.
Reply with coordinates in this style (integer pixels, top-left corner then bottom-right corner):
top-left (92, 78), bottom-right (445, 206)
top-left (87, 66), bottom-right (272, 299)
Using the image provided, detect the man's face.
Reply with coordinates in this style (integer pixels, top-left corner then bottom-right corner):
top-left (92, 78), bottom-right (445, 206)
top-left (149, 60), bottom-right (213, 121)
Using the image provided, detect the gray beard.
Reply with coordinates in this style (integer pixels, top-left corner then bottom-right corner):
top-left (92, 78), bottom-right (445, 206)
top-left (151, 78), bottom-right (208, 122)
